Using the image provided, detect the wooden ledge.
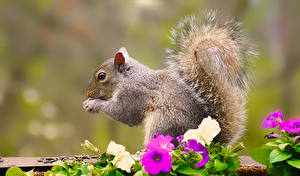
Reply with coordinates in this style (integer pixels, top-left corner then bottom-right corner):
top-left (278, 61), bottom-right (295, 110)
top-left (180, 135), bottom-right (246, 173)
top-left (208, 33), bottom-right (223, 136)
top-left (0, 156), bottom-right (268, 175)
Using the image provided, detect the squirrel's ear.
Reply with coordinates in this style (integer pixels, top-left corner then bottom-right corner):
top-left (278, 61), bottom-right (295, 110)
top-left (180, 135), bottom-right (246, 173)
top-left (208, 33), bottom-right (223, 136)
top-left (114, 52), bottom-right (125, 65)
top-left (114, 48), bottom-right (127, 72)
top-left (115, 47), bottom-right (129, 65)
top-left (118, 47), bottom-right (129, 58)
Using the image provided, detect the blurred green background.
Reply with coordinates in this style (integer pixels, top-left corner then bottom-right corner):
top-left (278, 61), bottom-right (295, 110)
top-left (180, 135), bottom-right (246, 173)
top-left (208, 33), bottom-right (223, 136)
top-left (0, 0), bottom-right (300, 157)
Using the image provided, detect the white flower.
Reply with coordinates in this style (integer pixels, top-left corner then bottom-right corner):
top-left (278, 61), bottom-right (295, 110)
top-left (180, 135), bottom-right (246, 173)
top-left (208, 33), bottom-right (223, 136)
top-left (106, 141), bottom-right (135, 173)
top-left (183, 116), bottom-right (221, 145)
top-left (87, 165), bottom-right (94, 172)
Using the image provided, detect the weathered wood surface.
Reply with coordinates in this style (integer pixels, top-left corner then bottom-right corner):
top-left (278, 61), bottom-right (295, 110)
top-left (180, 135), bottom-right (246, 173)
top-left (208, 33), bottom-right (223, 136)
top-left (0, 156), bottom-right (98, 168)
top-left (238, 156), bottom-right (269, 176)
top-left (0, 156), bottom-right (269, 175)
top-left (0, 156), bottom-right (98, 175)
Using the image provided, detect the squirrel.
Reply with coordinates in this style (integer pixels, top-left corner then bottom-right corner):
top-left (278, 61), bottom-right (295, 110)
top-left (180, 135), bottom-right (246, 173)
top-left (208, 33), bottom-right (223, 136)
top-left (83, 11), bottom-right (255, 145)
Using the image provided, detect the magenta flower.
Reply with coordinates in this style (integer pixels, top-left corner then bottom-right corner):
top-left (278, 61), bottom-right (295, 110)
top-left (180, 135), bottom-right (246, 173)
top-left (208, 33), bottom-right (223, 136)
top-left (279, 118), bottom-right (300, 133)
top-left (183, 139), bottom-right (210, 168)
top-left (176, 135), bottom-right (183, 143)
top-left (146, 134), bottom-right (175, 151)
top-left (196, 149), bottom-right (210, 168)
top-left (262, 110), bottom-right (283, 128)
top-left (184, 139), bottom-right (205, 152)
top-left (264, 132), bottom-right (282, 139)
top-left (141, 148), bottom-right (172, 175)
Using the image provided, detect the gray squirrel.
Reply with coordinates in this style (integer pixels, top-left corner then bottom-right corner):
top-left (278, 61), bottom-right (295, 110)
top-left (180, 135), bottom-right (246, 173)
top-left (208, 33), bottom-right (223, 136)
top-left (83, 11), bottom-right (255, 145)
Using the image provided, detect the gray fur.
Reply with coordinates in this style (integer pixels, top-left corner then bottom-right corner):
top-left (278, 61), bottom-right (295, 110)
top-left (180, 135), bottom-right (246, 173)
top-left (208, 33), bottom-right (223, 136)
top-left (83, 55), bottom-right (211, 144)
top-left (83, 11), bottom-right (255, 145)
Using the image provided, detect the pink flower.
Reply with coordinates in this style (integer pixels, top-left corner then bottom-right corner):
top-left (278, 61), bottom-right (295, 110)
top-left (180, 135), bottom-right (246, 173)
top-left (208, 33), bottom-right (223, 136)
top-left (183, 139), bottom-right (210, 168)
top-left (146, 134), bottom-right (175, 151)
top-left (262, 110), bottom-right (283, 128)
top-left (183, 139), bottom-right (205, 152)
top-left (196, 149), bottom-right (209, 168)
top-left (142, 134), bottom-right (174, 175)
top-left (141, 148), bottom-right (172, 175)
top-left (279, 117), bottom-right (300, 133)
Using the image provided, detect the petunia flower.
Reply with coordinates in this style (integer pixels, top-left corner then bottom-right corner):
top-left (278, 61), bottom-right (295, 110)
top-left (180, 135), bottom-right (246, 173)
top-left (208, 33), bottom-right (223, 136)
top-left (262, 110), bottom-right (283, 129)
top-left (146, 134), bottom-right (175, 151)
top-left (264, 132), bottom-right (282, 139)
top-left (196, 149), bottom-right (209, 168)
top-left (183, 139), bottom-right (210, 168)
top-left (183, 139), bottom-right (205, 152)
top-left (141, 147), bottom-right (172, 175)
top-left (176, 135), bottom-right (183, 143)
top-left (106, 141), bottom-right (135, 173)
top-left (183, 116), bottom-right (221, 145)
top-left (278, 117), bottom-right (300, 133)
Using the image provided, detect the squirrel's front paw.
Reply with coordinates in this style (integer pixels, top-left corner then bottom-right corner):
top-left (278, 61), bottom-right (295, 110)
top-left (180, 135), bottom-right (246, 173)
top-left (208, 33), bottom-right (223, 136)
top-left (83, 98), bottom-right (102, 113)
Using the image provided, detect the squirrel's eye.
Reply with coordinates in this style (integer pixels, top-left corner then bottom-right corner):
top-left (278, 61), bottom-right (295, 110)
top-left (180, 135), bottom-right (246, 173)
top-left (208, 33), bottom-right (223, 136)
top-left (97, 72), bottom-right (106, 81)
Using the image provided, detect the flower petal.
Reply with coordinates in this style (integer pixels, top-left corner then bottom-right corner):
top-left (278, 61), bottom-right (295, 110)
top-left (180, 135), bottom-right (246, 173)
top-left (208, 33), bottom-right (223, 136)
top-left (279, 118), bottom-right (300, 133)
top-left (197, 116), bottom-right (221, 145)
top-left (141, 148), bottom-right (172, 175)
top-left (146, 134), bottom-right (175, 151)
top-left (197, 149), bottom-right (209, 168)
top-left (184, 139), bottom-right (205, 152)
top-left (183, 128), bottom-right (201, 142)
top-left (262, 110), bottom-right (283, 128)
top-left (183, 116), bottom-right (220, 145)
top-left (264, 132), bottom-right (282, 139)
top-left (106, 141), bottom-right (134, 173)
top-left (106, 141), bottom-right (125, 154)
top-left (115, 153), bottom-right (135, 173)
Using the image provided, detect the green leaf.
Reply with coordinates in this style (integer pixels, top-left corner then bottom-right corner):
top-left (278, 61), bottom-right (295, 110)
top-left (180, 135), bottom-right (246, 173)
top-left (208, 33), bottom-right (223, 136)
top-left (204, 160), bottom-right (214, 169)
top-left (199, 169), bottom-right (209, 176)
top-left (226, 159), bottom-right (240, 172)
top-left (81, 164), bottom-right (92, 176)
top-left (101, 164), bottom-right (117, 176)
top-left (132, 161), bottom-right (143, 171)
top-left (5, 167), bottom-right (25, 176)
top-left (141, 168), bottom-right (149, 176)
top-left (133, 170), bottom-right (143, 176)
top-left (51, 161), bottom-right (65, 168)
top-left (171, 165), bottom-right (179, 171)
top-left (116, 170), bottom-right (125, 176)
top-left (265, 142), bottom-right (280, 147)
top-left (269, 149), bottom-right (292, 163)
top-left (283, 167), bottom-right (293, 176)
top-left (44, 171), bottom-right (54, 176)
top-left (177, 166), bottom-right (202, 175)
top-left (295, 145), bottom-right (300, 153)
top-left (267, 165), bottom-right (283, 176)
top-left (278, 143), bottom-right (289, 151)
top-left (25, 169), bottom-right (34, 176)
top-left (250, 147), bottom-right (272, 165)
top-left (214, 159), bottom-right (228, 171)
top-left (56, 173), bottom-right (67, 176)
top-left (287, 159), bottom-right (300, 169)
top-left (51, 165), bottom-right (66, 173)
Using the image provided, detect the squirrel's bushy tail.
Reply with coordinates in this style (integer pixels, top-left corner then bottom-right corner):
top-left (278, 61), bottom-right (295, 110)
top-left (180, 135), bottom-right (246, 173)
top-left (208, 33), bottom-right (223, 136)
top-left (167, 10), bottom-right (256, 145)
